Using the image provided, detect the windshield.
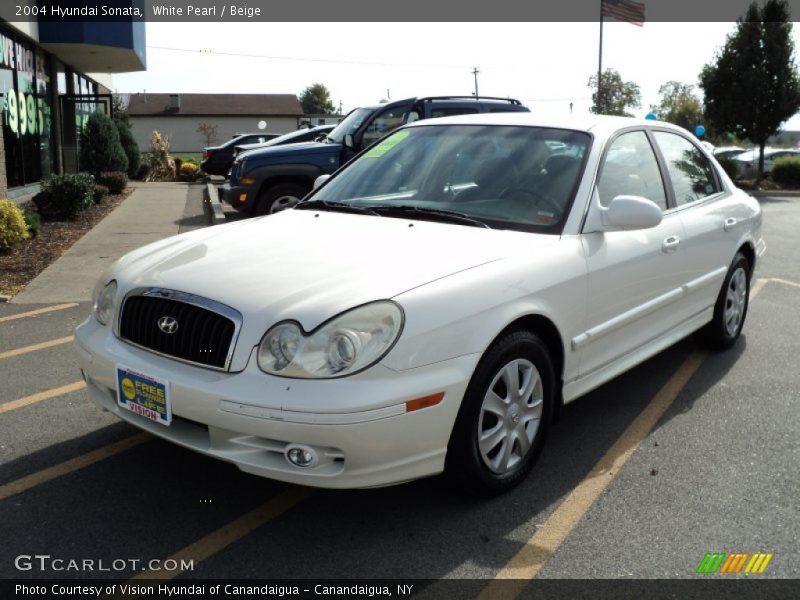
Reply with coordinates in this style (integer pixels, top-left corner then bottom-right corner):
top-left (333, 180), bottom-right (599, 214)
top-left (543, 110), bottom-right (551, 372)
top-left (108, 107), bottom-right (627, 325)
top-left (305, 125), bottom-right (591, 233)
top-left (326, 108), bottom-right (373, 143)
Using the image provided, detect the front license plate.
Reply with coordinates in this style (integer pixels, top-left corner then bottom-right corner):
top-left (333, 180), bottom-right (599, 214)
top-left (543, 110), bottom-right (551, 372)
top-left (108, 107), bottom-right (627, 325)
top-left (116, 366), bottom-right (171, 426)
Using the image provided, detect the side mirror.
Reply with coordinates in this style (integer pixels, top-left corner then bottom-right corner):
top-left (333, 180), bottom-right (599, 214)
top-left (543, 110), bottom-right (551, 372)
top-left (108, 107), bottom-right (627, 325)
top-left (598, 195), bottom-right (663, 231)
top-left (343, 134), bottom-right (355, 150)
top-left (313, 174), bottom-right (331, 189)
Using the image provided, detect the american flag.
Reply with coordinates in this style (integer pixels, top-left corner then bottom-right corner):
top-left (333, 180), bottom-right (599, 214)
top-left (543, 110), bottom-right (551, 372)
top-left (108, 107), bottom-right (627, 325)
top-left (602, 0), bottom-right (646, 26)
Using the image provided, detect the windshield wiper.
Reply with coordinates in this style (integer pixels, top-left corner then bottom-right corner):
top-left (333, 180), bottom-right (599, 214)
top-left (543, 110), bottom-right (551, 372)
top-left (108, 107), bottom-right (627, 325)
top-left (296, 199), bottom-right (380, 216)
top-left (370, 205), bottom-right (491, 229)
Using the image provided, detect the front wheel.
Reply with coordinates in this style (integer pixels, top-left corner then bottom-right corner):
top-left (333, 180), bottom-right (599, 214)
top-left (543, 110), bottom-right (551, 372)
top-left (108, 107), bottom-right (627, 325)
top-left (256, 183), bottom-right (308, 216)
top-left (695, 252), bottom-right (750, 350)
top-left (446, 330), bottom-right (554, 496)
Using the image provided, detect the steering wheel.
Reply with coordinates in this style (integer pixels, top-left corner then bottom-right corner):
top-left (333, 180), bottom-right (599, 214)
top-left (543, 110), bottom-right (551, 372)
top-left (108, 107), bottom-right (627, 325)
top-left (500, 187), bottom-right (562, 216)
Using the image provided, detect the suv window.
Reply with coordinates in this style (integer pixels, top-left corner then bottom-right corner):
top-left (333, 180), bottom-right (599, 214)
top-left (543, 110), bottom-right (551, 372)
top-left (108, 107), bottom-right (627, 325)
top-left (362, 105), bottom-right (411, 147)
top-left (653, 131), bottom-right (719, 206)
top-left (598, 131), bottom-right (667, 210)
top-left (430, 107), bottom-right (479, 118)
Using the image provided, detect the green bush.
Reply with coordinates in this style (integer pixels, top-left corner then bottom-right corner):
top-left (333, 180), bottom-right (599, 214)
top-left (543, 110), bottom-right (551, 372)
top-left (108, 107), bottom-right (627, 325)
top-left (115, 119), bottom-right (141, 179)
top-left (0, 199), bottom-right (30, 251)
top-left (23, 210), bottom-right (41, 238)
top-left (98, 171), bottom-right (128, 194)
top-left (770, 156), bottom-right (800, 186)
top-left (93, 184), bottom-right (110, 204)
top-left (135, 163), bottom-right (150, 181)
top-left (79, 112), bottom-right (128, 177)
top-left (34, 173), bottom-right (95, 220)
top-left (715, 156), bottom-right (740, 180)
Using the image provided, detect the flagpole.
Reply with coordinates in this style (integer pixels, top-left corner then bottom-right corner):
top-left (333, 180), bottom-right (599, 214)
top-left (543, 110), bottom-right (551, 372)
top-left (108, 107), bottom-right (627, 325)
top-left (598, 1), bottom-right (604, 112)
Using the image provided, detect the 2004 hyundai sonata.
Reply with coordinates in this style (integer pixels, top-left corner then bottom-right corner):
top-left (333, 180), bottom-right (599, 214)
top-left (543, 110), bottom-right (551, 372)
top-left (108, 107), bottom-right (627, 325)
top-left (74, 113), bottom-right (765, 494)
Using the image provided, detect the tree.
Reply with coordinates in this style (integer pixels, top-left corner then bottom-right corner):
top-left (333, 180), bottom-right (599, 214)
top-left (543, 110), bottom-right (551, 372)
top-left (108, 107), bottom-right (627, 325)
top-left (588, 69), bottom-right (641, 116)
top-left (197, 122), bottom-right (219, 147)
top-left (79, 112), bottom-right (127, 177)
top-left (116, 120), bottom-right (141, 179)
top-left (111, 93), bottom-right (130, 127)
top-left (700, 0), bottom-right (800, 178)
top-left (651, 81), bottom-right (704, 132)
top-left (300, 83), bottom-right (336, 114)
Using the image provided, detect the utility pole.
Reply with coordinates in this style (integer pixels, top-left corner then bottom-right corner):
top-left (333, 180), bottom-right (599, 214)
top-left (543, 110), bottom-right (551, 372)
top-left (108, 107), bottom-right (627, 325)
top-left (472, 67), bottom-right (480, 99)
top-left (386, 88), bottom-right (391, 100)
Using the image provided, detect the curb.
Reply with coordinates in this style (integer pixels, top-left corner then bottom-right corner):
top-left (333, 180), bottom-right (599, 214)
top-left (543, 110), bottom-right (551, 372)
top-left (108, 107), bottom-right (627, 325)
top-left (204, 183), bottom-right (226, 225)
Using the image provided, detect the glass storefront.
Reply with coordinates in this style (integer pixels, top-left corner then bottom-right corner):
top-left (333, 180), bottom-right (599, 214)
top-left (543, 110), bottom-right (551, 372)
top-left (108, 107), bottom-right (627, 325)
top-left (1, 24), bottom-right (97, 190)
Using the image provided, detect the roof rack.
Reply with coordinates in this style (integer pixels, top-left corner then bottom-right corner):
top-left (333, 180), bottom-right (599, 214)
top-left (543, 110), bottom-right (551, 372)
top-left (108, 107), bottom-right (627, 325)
top-left (420, 96), bottom-right (522, 105)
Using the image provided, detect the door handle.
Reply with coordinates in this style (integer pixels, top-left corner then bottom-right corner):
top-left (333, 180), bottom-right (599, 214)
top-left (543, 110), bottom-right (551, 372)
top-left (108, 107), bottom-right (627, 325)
top-left (724, 217), bottom-right (737, 231)
top-left (662, 235), bottom-right (681, 253)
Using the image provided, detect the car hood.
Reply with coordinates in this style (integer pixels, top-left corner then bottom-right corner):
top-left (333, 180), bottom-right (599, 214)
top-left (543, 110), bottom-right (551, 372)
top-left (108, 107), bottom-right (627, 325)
top-left (240, 141), bottom-right (336, 162)
top-left (114, 210), bottom-right (559, 369)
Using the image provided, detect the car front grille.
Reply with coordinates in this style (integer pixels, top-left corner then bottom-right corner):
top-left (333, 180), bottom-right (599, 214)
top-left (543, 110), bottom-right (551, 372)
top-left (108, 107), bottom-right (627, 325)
top-left (118, 289), bottom-right (240, 370)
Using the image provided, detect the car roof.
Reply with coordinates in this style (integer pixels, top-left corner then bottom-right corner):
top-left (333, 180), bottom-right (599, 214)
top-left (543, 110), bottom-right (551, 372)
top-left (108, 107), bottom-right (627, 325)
top-left (403, 111), bottom-right (693, 138)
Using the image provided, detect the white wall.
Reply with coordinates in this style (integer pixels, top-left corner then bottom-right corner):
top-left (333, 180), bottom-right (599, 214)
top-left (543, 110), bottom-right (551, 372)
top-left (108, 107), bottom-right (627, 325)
top-left (130, 116), bottom-right (300, 152)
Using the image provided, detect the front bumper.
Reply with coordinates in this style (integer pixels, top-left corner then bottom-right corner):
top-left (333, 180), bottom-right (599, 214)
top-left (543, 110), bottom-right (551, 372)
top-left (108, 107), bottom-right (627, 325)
top-left (221, 182), bottom-right (257, 212)
top-left (74, 317), bottom-right (476, 488)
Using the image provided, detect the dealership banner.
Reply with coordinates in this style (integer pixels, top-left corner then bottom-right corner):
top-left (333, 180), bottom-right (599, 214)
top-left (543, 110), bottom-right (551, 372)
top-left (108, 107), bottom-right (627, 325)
top-left (6, 0), bottom-right (800, 22)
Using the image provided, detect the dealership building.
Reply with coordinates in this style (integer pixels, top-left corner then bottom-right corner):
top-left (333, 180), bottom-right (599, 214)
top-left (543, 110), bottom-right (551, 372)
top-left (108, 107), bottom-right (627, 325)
top-left (0, 18), bottom-right (146, 202)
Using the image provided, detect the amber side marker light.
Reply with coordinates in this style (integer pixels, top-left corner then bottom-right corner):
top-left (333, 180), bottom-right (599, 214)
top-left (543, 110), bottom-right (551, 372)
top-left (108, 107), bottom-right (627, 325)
top-left (406, 392), bottom-right (445, 413)
top-left (239, 193), bottom-right (248, 203)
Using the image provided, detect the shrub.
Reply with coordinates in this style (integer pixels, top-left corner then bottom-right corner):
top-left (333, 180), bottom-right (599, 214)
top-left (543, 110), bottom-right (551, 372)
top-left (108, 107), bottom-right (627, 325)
top-left (93, 184), bottom-right (110, 204)
top-left (173, 157), bottom-right (183, 173)
top-left (79, 112), bottom-right (128, 177)
top-left (135, 163), bottom-right (151, 181)
top-left (34, 173), bottom-right (95, 220)
top-left (770, 156), bottom-right (800, 186)
top-left (23, 210), bottom-right (41, 238)
top-left (0, 199), bottom-right (30, 251)
top-left (179, 161), bottom-right (200, 181)
top-left (147, 130), bottom-right (173, 181)
top-left (715, 156), bottom-right (740, 180)
top-left (115, 119), bottom-right (141, 179)
top-left (98, 171), bottom-right (128, 194)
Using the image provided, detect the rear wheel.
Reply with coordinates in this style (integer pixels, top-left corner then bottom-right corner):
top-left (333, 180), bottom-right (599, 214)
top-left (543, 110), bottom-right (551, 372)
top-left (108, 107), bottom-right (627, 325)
top-left (695, 252), bottom-right (750, 350)
top-left (256, 183), bottom-right (307, 216)
top-left (446, 330), bottom-right (554, 496)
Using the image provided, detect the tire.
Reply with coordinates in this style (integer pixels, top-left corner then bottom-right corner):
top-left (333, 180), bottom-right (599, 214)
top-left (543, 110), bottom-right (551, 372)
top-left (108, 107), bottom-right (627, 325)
top-left (445, 330), bottom-right (554, 496)
top-left (256, 183), bottom-right (308, 216)
top-left (694, 252), bottom-right (750, 350)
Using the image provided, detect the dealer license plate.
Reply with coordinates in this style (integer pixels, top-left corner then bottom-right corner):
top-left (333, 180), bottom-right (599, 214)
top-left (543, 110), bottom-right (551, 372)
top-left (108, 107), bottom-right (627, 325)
top-left (116, 367), bottom-right (172, 426)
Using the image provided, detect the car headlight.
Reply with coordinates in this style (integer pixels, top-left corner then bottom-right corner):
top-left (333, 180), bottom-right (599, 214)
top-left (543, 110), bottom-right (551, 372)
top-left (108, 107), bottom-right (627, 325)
top-left (257, 301), bottom-right (404, 378)
top-left (92, 280), bottom-right (117, 326)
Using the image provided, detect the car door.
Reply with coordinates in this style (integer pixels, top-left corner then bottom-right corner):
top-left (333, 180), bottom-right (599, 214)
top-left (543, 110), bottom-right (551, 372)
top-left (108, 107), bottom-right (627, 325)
top-left (578, 130), bottom-right (689, 378)
top-left (651, 130), bottom-right (739, 318)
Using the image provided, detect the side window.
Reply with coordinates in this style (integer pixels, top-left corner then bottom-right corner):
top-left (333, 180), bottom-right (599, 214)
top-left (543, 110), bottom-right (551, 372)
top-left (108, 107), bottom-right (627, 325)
top-left (653, 131), bottom-right (719, 206)
top-left (429, 107), bottom-right (479, 118)
top-left (361, 106), bottom-right (410, 148)
top-left (597, 131), bottom-right (668, 210)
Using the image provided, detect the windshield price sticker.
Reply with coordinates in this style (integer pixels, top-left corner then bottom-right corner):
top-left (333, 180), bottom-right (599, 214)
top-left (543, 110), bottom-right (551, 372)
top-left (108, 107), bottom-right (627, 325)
top-left (365, 131), bottom-right (411, 158)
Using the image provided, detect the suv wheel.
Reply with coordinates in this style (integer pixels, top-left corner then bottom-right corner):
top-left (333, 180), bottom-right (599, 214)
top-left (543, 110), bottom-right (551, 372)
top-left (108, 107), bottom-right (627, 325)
top-left (256, 183), bottom-right (307, 215)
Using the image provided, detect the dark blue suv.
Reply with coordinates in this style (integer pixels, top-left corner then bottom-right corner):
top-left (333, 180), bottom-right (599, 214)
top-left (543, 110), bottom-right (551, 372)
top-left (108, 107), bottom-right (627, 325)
top-left (223, 96), bottom-right (529, 215)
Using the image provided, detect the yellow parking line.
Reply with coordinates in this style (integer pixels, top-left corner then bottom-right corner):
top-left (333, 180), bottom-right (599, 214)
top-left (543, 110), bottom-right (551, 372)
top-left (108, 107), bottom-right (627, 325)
top-left (0, 381), bottom-right (86, 414)
top-left (477, 351), bottom-right (707, 598)
top-left (750, 278), bottom-right (768, 299)
top-left (0, 335), bottom-right (74, 360)
top-left (0, 434), bottom-right (150, 501)
top-left (0, 303), bottom-right (79, 323)
top-left (132, 486), bottom-right (315, 580)
top-left (768, 277), bottom-right (800, 289)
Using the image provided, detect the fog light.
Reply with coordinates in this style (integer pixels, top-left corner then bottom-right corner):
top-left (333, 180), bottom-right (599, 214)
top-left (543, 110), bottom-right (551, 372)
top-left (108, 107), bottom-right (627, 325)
top-left (285, 444), bottom-right (318, 468)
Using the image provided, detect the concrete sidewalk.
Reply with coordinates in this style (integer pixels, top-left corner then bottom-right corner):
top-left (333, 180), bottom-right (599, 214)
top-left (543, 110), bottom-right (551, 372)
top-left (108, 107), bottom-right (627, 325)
top-left (12, 182), bottom-right (206, 304)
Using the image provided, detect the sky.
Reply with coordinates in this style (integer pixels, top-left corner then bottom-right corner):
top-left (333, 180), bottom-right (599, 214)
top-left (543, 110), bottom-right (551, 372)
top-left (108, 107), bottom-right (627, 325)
top-left (113, 21), bottom-right (800, 129)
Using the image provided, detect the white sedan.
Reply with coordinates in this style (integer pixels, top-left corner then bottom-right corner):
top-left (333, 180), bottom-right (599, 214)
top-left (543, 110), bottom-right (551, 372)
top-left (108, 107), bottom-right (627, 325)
top-left (74, 114), bottom-right (764, 495)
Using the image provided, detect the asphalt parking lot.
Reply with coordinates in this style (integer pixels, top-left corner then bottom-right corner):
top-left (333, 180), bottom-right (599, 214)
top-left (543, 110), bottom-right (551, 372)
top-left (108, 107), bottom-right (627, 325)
top-left (0, 195), bottom-right (798, 595)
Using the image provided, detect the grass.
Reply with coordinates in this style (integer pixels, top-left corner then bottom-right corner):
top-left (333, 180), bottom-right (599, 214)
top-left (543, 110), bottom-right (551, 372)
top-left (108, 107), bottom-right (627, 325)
top-left (170, 153), bottom-right (202, 164)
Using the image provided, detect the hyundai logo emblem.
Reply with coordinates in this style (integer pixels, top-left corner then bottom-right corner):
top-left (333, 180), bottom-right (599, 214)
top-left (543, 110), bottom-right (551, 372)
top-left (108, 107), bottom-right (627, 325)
top-left (157, 316), bottom-right (179, 334)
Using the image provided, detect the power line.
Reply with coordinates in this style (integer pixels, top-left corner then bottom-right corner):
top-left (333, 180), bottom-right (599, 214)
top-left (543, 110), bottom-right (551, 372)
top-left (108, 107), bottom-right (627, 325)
top-left (147, 45), bottom-right (472, 70)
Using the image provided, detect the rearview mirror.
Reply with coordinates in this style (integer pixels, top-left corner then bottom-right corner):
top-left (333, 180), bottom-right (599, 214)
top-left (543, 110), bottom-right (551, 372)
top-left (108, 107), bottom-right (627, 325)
top-left (313, 174), bottom-right (331, 189)
top-left (598, 195), bottom-right (663, 231)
